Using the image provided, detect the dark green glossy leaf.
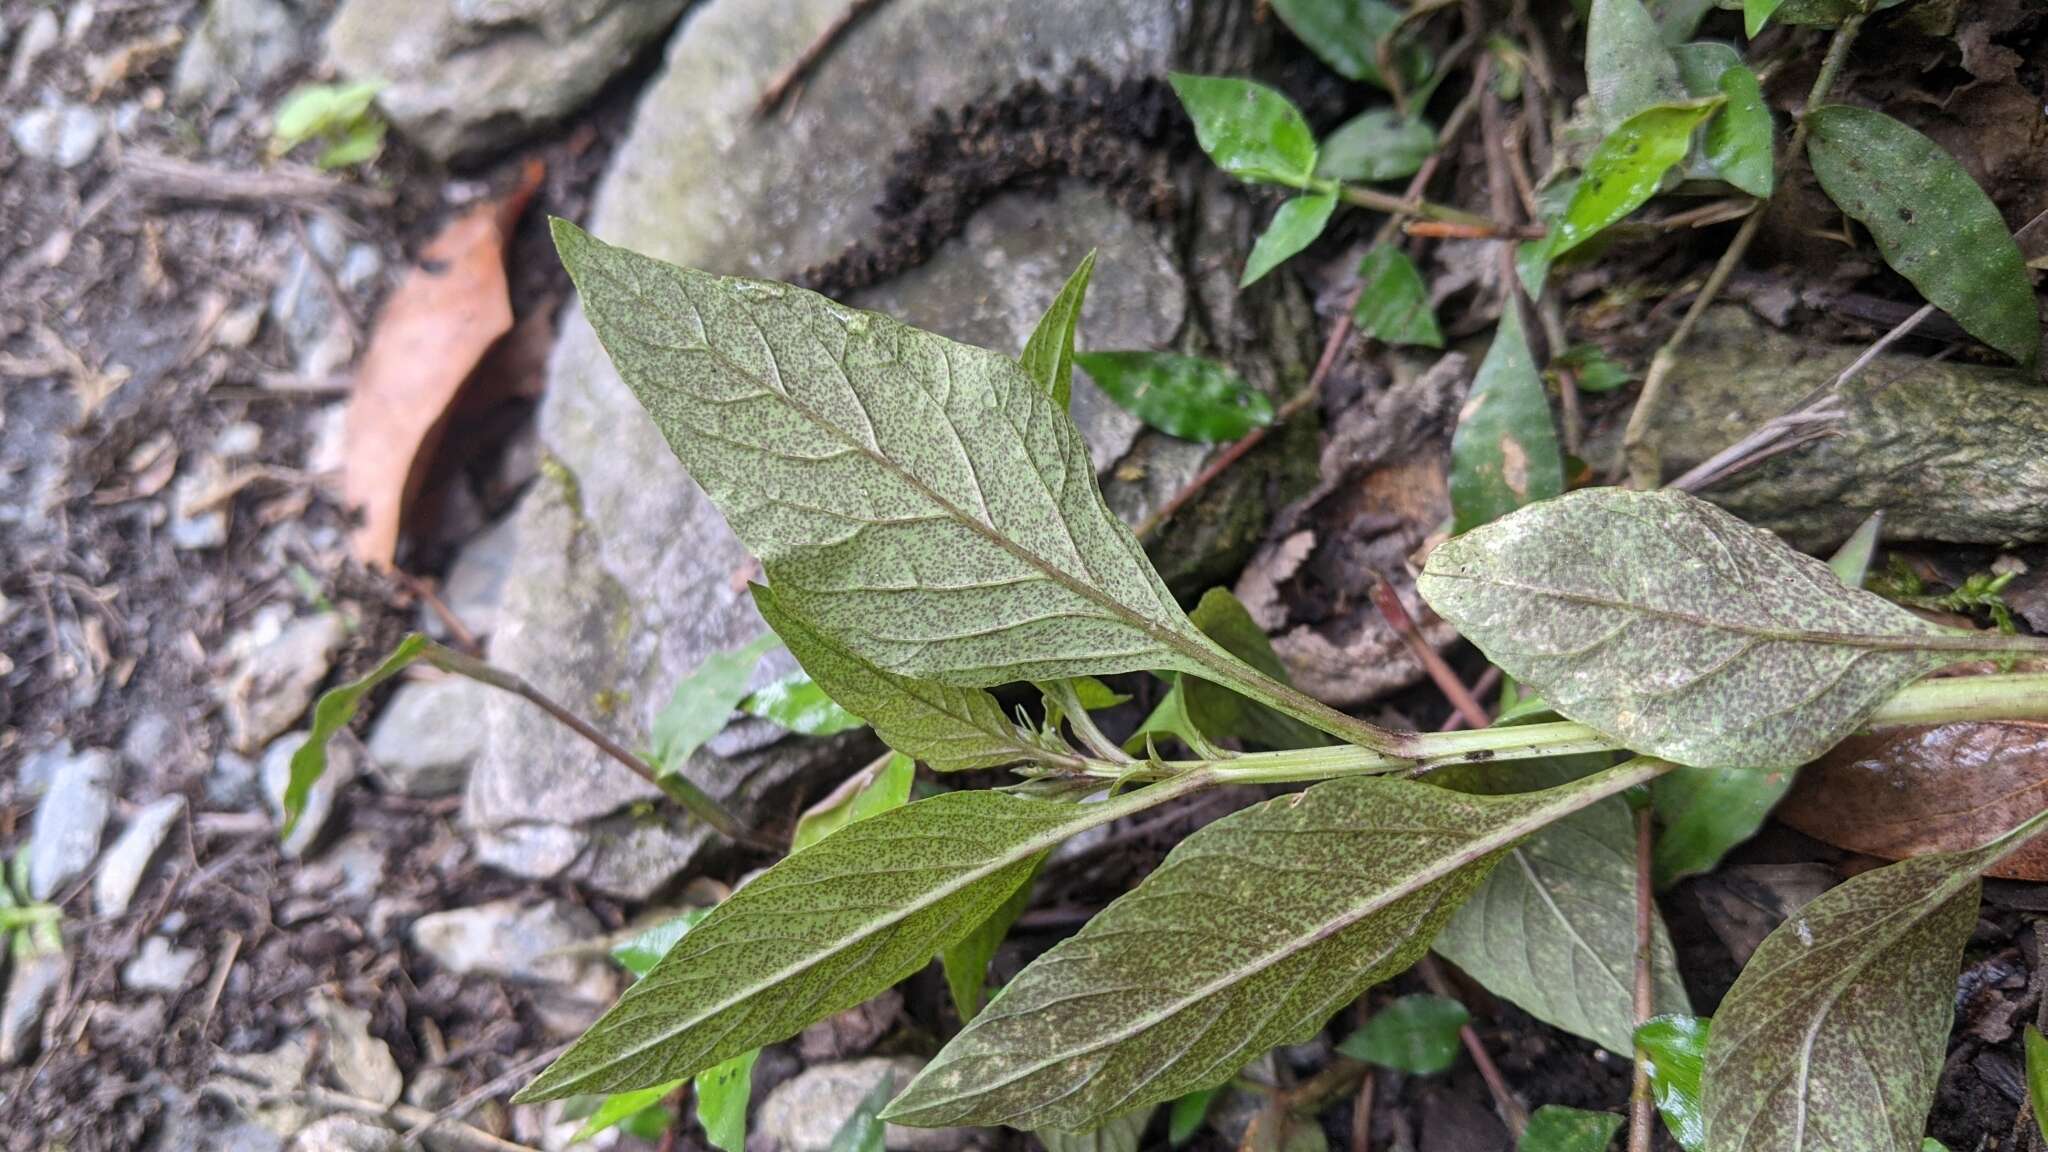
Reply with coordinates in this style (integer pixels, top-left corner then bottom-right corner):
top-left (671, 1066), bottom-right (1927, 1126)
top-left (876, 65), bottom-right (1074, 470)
top-left (1168, 1089), bottom-right (1217, 1146)
top-left (1806, 106), bottom-right (2038, 368)
top-left (1337, 994), bottom-right (1469, 1074)
top-left (652, 634), bottom-right (780, 772)
top-left (1518, 1106), bottom-right (1624, 1152)
top-left (1637, 1015), bottom-right (1709, 1152)
top-left (942, 855), bottom-right (1042, 1021)
top-left (286, 632), bottom-right (426, 839)
top-left (744, 671), bottom-right (865, 736)
top-left (1022, 251), bottom-right (1096, 410)
top-left (1449, 305), bottom-right (1564, 534)
top-left (1243, 193), bottom-right (1338, 287)
top-left (1168, 74), bottom-right (1317, 187)
top-left (1419, 487), bottom-right (1961, 770)
top-left (1651, 766), bottom-right (1793, 888)
top-left (518, 776), bottom-right (1204, 1101)
top-left (831, 1072), bottom-right (896, 1152)
top-left (1076, 352), bottom-right (1275, 445)
top-left (885, 760), bottom-right (1668, 1131)
top-left (1316, 110), bottom-right (1434, 183)
top-left (1706, 67), bottom-right (1772, 198)
top-left (695, 1049), bottom-right (758, 1152)
top-left (1701, 808), bottom-right (2048, 1152)
top-left (1550, 99), bottom-right (1722, 258)
top-left (791, 753), bottom-right (916, 853)
top-left (1269, 0), bottom-right (1428, 90)
top-left (1353, 246), bottom-right (1444, 350)
top-left (2028, 1026), bottom-right (2048, 1144)
top-left (1587, 0), bottom-right (1686, 133)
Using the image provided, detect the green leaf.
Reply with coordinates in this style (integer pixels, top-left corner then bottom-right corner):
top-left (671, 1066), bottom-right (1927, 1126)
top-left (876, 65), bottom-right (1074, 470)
top-left (1551, 344), bottom-right (1633, 393)
top-left (884, 759), bottom-right (1668, 1131)
top-left (286, 633), bottom-right (427, 840)
top-left (612, 908), bottom-right (712, 978)
top-left (1729, 0), bottom-right (1907, 26)
top-left (1650, 766), bottom-right (1793, 888)
top-left (695, 1049), bottom-right (758, 1152)
top-left (1827, 511), bottom-right (1884, 589)
top-left (791, 753), bottom-right (916, 854)
top-left (1806, 106), bottom-right (2039, 368)
top-left (1021, 251), bottom-right (1096, 411)
top-left (1431, 757), bottom-right (1690, 1056)
top-left (1742, 0), bottom-right (1783, 35)
top-left (743, 671), bottom-right (866, 736)
top-left (943, 856), bottom-right (1042, 1021)
top-left (1586, 0), bottom-right (1686, 133)
top-left (1315, 110), bottom-right (1435, 183)
top-left (271, 80), bottom-right (384, 155)
top-left (573, 1081), bottom-right (680, 1142)
top-left (2028, 1027), bottom-right (2048, 1145)
top-left (1637, 1015), bottom-right (1709, 1152)
top-left (1179, 588), bottom-right (1329, 751)
top-left (1518, 1106), bottom-right (1625, 1152)
top-left (1242, 193), bottom-right (1338, 287)
top-left (652, 634), bottom-right (780, 772)
top-left (1549, 99), bottom-right (1723, 258)
top-left (517, 776), bottom-right (1204, 1101)
top-left (1075, 352), bottom-right (1275, 444)
top-left (1670, 42), bottom-right (1738, 97)
top-left (1705, 67), bottom-right (1772, 198)
top-left (1418, 487), bottom-right (1961, 770)
top-left (751, 586), bottom-right (1044, 773)
top-left (1168, 1089), bottom-right (1217, 1146)
top-left (1168, 74), bottom-right (1318, 187)
top-left (1352, 246), bottom-right (1444, 350)
top-left (1651, 0), bottom-right (1716, 41)
top-left (316, 118), bottom-right (386, 170)
top-left (1701, 808), bottom-right (2048, 1152)
top-left (1041, 1108), bottom-right (1154, 1152)
top-left (1337, 994), bottom-right (1469, 1075)
top-left (1269, 0), bottom-right (1428, 90)
top-left (1448, 305), bottom-right (1564, 534)
top-left (1069, 677), bottom-right (1131, 711)
top-left (553, 221), bottom-right (1354, 743)
top-left (831, 1072), bottom-right (896, 1152)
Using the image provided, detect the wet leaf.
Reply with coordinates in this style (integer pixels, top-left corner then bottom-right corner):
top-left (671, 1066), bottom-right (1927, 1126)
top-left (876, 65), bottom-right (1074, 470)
top-left (1776, 722), bottom-right (2048, 881)
top-left (2028, 1026), bottom-right (2048, 1143)
top-left (1701, 808), bottom-right (2048, 1152)
top-left (651, 634), bottom-right (781, 773)
top-left (1651, 765), bottom-right (1794, 889)
top-left (1706, 66), bottom-right (1772, 198)
top-left (1352, 246), bottom-right (1444, 350)
top-left (1243, 193), bottom-right (1339, 287)
top-left (1587, 0), bottom-right (1686, 133)
top-left (1168, 1089), bottom-right (1217, 1146)
top-left (1741, 0), bottom-right (1784, 36)
top-left (695, 1049), bottom-right (758, 1152)
top-left (1518, 1106), bottom-right (1625, 1152)
top-left (743, 670), bottom-right (865, 736)
top-left (1021, 251), bottom-right (1096, 410)
top-left (1671, 41), bottom-right (1738, 96)
top-left (1449, 305), bottom-right (1564, 534)
top-left (1418, 487), bottom-right (1962, 770)
top-left (1550, 99), bottom-right (1722, 258)
top-left (1076, 352), bottom-right (1275, 444)
top-left (1433, 758), bottom-right (1690, 1055)
top-left (517, 778), bottom-right (1201, 1101)
top-left (791, 753), bottom-right (916, 854)
top-left (1806, 106), bottom-right (2038, 368)
top-left (884, 760), bottom-right (1668, 1131)
top-left (1041, 1108), bottom-right (1153, 1152)
top-left (286, 634), bottom-right (428, 839)
top-left (1269, 0), bottom-right (1428, 90)
top-left (1637, 1015), bottom-right (1709, 1152)
top-left (1315, 110), bottom-right (1435, 183)
top-left (1168, 74), bottom-right (1317, 187)
top-left (943, 856), bottom-right (1042, 1021)
top-left (1337, 994), bottom-right (1469, 1075)
top-left (831, 1072), bottom-right (896, 1152)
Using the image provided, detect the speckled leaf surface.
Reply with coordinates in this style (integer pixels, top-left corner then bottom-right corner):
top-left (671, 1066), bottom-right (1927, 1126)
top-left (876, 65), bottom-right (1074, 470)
top-left (1586, 0), bottom-right (1686, 133)
top-left (1449, 305), bottom-right (1564, 534)
top-left (517, 778), bottom-right (1203, 1102)
top-left (1432, 758), bottom-right (1689, 1055)
top-left (1020, 251), bottom-right (1095, 411)
top-left (1418, 488), bottom-right (1958, 769)
top-left (1700, 808), bottom-right (2048, 1152)
top-left (752, 586), bottom-right (1039, 773)
top-left (883, 760), bottom-right (1666, 1132)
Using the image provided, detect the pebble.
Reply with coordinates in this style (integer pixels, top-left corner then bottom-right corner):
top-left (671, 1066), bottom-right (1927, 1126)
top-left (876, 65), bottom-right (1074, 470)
top-left (408, 898), bottom-right (598, 985)
top-left (365, 677), bottom-right (485, 796)
top-left (221, 607), bottom-right (346, 753)
top-left (261, 729), bottom-right (358, 858)
top-left (208, 750), bottom-right (262, 808)
top-left (5, 9), bottom-right (57, 91)
top-left (292, 829), bottom-right (385, 904)
top-left (756, 1057), bottom-right (970, 1152)
top-left (436, 514), bottom-right (517, 640)
top-left (10, 103), bottom-right (103, 168)
top-left (125, 935), bottom-right (203, 993)
top-left (94, 795), bottom-right (186, 916)
top-left (169, 472), bottom-right (230, 550)
top-left (0, 949), bottom-right (66, 1065)
top-left (25, 744), bottom-right (117, 900)
top-left (313, 994), bottom-right (402, 1108)
top-left (289, 1114), bottom-right (398, 1152)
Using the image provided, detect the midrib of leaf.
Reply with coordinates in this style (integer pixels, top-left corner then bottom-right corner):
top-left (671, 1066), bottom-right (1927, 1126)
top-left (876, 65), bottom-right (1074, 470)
top-left (938, 757), bottom-right (1669, 1109)
top-left (1510, 847), bottom-right (1630, 1004)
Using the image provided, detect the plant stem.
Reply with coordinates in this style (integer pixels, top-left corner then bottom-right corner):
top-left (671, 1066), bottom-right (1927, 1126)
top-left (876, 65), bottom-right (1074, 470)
top-left (1331, 183), bottom-right (1522, 234)
top-left (1628, 804), bottom-right (1656, 1152)
top-left (1621, 15), bottom-right (1865, 488)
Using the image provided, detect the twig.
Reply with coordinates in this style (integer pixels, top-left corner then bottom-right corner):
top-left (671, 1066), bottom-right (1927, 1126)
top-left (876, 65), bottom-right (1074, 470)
top-left (399, 1041), bottom-right (571, 1148)
top-left (1420, 955), bottom-right (1528, 1138)
top-left (121, 151), bottom-right (390, 209)
top-left (1436, 666), bottom-right (1504, 732)
top-left (391, 569), bottom-right (482, 656)
top-left (198, 931), bottom-right (241, 1041)
top-left (1628, 805), bottom-right (1656, 1152)
top-left (1351, 1066), bottom-right (1377, 1152)
top-left (288, 210), bottom-right (363, 346)
top-left (755, 0), bottom-right (888, 116)
top-left (296, 1085), bottom-right (537, 1152)
top-left (1621, 15), bottom-right (1865, 487)
top-left (1373, 582), bottom-right (1489, 729)
top-left (1337, 184), bottom-right (1528, 236)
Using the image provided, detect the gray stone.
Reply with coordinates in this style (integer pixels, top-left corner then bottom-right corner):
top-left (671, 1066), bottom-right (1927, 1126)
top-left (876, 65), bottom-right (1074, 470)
top-left (438, 512), bottom-right (517, 639)
top-left (262, 730), bottom-right (360, 858)
top-left (207, 1033), bottom-right (315, 1136)
top-left (124, 935), bottom-right (204, 993)
top-left (757, 1057), bottom-right (970, 1152)
top-left (222, 608), bottom-right (347, 754)
top-left (313, 994), bottom-right (402, 1109)
top-left (5, 9), bottom-right (57, 92)
top-left (289, 1115), bottom-right (398, 1152)
top-left (208, 750), bottom-right (262, 808)
top-left (0, 948), bottom-right (66, 1065)
top-left (94, 795), bottom-right (186, 916)
top-left (120, 709), bottom-right (185, 773)
top-left (10, 102), bottom-right (102, 168)
top-left (26, 745), bottom-right (117, 900)
top-left (471, 819), bottom-right (584, 881)
top-left (170, 471), bottom-right (230, 551)
top-left (324, 0), bottom-right (688, 161)
top-left (366, 677), bottom-right (484, 796)
top-left (268, 216), bottom-right (381, 381)
top-left (293, 829), bottom-right (387, 904)
top-left (407, 898), bottom-right (601, 986)
top-left (466, 0), bottom-right (1193, 901)
top-left (173, 0), bottom-right (299, 105)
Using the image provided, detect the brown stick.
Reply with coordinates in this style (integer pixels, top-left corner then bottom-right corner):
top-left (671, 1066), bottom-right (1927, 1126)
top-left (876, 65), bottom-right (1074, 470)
top-left (1628, 805), bottom-right (1657, 1152)
top-left (1374, 582), bottom-right (1490, 729)
top-left (122, 151), bottom-right (390, 209)
top-left (755, 0), bottom-right (889, 116)
top-left (1351, 1067), bottom-right (1377, 1152)
top-left (288, 210), bottom-right (364, 346)
top-left (1420, 955), bottom-right (1528, 1139)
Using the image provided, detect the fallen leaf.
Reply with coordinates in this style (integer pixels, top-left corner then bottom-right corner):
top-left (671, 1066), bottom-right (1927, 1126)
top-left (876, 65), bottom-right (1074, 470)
top-left (342, 159), bottom-right (542, 565)
top-left (1776, 722), bottom-right (2048, 881)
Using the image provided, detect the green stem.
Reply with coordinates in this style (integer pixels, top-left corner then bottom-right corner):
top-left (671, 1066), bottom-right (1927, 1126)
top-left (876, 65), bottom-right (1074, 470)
top-left (1329, 181), bottom-right (1502, 230)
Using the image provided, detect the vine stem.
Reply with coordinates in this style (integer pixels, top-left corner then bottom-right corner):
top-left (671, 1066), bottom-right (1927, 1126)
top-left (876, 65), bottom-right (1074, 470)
top-left (1628, 804), bottom-right (1656, 1152)
top-left (1621, 14), bottom-right (1865, 488)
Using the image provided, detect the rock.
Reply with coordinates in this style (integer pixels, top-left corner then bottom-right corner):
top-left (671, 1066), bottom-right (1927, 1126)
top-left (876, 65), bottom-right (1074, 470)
top-left (120, 708), bottom-right (188, 774)
top-left (268, 216), bottom-right (381, 380)
top-left (208, 750), bottom-right (262, 808)
top-left (313, 994), bottom-right (402, 1109)
top-left (289, 1115), bottom-right (398, 1152)
top-left (94, 795), bottom-right (187, 916)
top-left (172, 0), bottom-right (298, 105)
top-left (0, 948), bottom-right (66, 1065)
top-left (757, 1057), bottom-right (969, 1152)
top-left (293, 830), bottom-right (386, 904)
top-left (170, 471), bottom-right (230, 551)
top-left (262, 730), bottom-right (359, 858)
top-left (324, 0), bottom-right (688, 162)
top-left (365, 677), bottom-right (484, 796)
top-left (470, 820), bottom-right (583, 880)
top-left (208, 1033), bottom-right (316, 1136)
top-left (125, 936), bottom-right (204, 992)
top-left (10, 102), bottom-right (102, 168)
top-left (409, 898), bottom-right (617, 1036)
top-left (6, 9), bottom-right (57, 92)
top-left (437, 513), bottom-right (517, 639)
top-left (797, 989), bottom-right (902, 1063)
top-left (25, 744), bottom-right (117, 900)
top-left (221, 608), bottom-right (347, 754)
